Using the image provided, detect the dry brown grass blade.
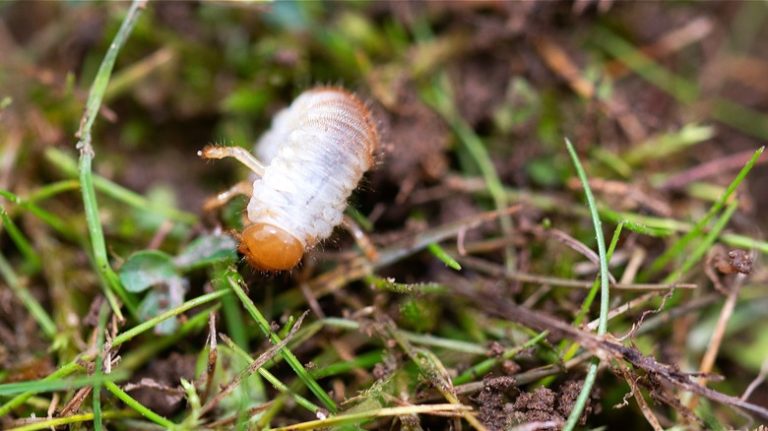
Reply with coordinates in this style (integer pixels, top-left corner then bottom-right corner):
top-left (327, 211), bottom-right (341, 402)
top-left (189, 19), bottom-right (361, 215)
top-left (616, 361), bottom-right (664, 431)
top-left (547, 228), bottom-right (618, 284)
top-left (605, 17), bottom-right (713, 78)
top-left (688, 248), bottom-right (753, 410)
top-left (661, 149), bottom-right (768, 191)
top-left (460, 255), bottom-right (696, 291)
top-left (532, 34), bottom-right (646, 142)
top-left (199, 312), bottom-right (218, 406)
top-left (293, 205), bottom-right (522, 302)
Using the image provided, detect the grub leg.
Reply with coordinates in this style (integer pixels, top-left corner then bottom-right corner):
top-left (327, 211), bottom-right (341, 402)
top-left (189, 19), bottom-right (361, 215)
top-left (199, 145), bottom-right (265, 176)
top-left (341, 215), bottom-right (379, 262)
top-left (203, 180), bottom-right (253, 212)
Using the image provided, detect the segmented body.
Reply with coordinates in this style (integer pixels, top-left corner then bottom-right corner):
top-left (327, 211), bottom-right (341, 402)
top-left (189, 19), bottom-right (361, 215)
top-left (240, 87), bottom-right (378, 269)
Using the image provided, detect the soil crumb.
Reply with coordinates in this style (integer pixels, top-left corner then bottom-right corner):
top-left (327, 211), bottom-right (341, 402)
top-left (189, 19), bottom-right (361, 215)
top-left (475, 377), bottom-right (597, 430)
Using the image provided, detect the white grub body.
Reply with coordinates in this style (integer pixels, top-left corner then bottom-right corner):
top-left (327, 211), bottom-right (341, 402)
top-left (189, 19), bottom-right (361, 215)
top-left (246, 87), bottom-right (378, 249)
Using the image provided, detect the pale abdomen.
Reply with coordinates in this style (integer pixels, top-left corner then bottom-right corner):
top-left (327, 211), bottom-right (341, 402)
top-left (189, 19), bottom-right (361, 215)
top-left (246, 88), bottom-right (378, 252)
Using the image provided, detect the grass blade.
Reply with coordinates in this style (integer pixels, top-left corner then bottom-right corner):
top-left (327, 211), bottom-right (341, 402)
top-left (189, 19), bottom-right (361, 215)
top-left (74, 0), bottom-right (148, 320)
top-left (0, 252), bottom-right (56, 339)
top-left (643, 146), bottom-right (764, 280)
top-left (562, 138), bottom-right (610, 431)
top-left (104, 381), bottom-right (175, 429)
top-left (224, 270), bottom-right (338, 413)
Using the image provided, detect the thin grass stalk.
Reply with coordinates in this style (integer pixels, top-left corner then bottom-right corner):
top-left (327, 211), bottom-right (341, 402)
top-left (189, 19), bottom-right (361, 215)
top-left (645, 146), bottom-right (763, 280)
top-left (270, 404), bottom-right (469, 431)
top-left (558, 222), bottom-right (625, 365)
top-left (0, 252), bottom-right (56, 338)
top-left (452, 331), bottom-right (549, 385)
top-left (562, 138), bottom-right (610, 430)
top-left (0, 296), bottom-right (222, 415)
top-left (0, 362), bottom-right (83, 416)
top-left (223, 333), bottom-right (319, 413)
top-left (112, 289), bottom-right (229, 347)
top-left (4, 411), bottom-right (132, 431)
top-left (593, 27), bottom-right (768, 139)
top-left (213, 264), bottom-right (249, 349)
top-left (225, 272), bottom-right (338, 412)
top-left (0, 372), bottom-right (127, 396)
top-left (427, 242), bottom-right (462, 270)
top-left (664, 199), bottom-right (739, 283)
top-left (119, 304), bottom-right (217, 371)
top-left (0, 190), bottom-right (74, 240)
top-left (92, 302), bottom-right (110, 431)
top-left (0, 207), bottom-right (42, 272)
top-left (74, 0), bottom-right (148, 320)
top-left (26, 179), bottom-right (81, 203)
top-left (423, 74), bottom-right (515, 270)
top-left (103, 381), bottom-right (175, 429)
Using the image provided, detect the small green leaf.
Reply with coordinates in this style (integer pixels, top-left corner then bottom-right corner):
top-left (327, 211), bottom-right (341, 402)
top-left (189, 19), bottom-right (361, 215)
top-left (119, 250), bottom-right (177, 293)
top-left (137, 277), bottom-right (187, 335)
top-left (174, 233), bottom-right (238, 271)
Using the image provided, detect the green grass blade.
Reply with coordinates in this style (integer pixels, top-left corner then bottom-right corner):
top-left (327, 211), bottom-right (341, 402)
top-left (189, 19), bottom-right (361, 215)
top-left (0, 361), bottom-right (83, 416)
top-left (73, 0), bottom-right (148, 321)
top-left (643, 146), bottom-right (764, 280)
top-left (223, 335), bottom-right (318, 414)
top-left (225, 271), bottom-right (338, 413)
top-left (555, 221), bottom-right (626, 370)
top-left (0, 190), bottom-right (75, 240)
top-left (26, 180), bottom-right (81, 203)
top-left (592, 27), bottom-right (698, 103)
top-left (0, 252), bottom-right (56, 339)
top-left (112, 289), bottom-right (229, 347)
top-left (1, 301), bottom-right (216, 403)
top-left (4, 411), bottom-right (132, 431)
top-left (0, 371), bottom-right (127, 396)
top-left (93, 302), bottom-right (110, 431)
top-left (213, 264), bottom-right (250, 349)
top-left (427, 242), bottom-right (462, 270)
top-left (452, 331), bottom-right (548, 385)
top-left (104, 381), bottom-right (176, 429)
top-left (0, 207), bottom-right (42, 273)
top-left (664, 199), bottom-right (739, 283)
top-left (593, 27), bottom-right (768, 139)
top-left (562, 138), bottom-right (610, 431)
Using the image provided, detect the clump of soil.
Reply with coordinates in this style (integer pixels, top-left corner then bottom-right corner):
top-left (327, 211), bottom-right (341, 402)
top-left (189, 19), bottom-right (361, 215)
top-left (474, 377), bottom-right (598, 430)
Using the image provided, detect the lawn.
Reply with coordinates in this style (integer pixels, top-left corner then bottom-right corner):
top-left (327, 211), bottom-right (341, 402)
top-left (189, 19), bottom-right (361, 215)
top-left (1, 1), bottom-right (768, 429)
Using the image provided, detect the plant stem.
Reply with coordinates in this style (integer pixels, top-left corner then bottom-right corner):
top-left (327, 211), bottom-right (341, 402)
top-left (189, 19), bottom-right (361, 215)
top-left (226, 273), bottom-right (338, 413)
top-left (0, 252), bottom-right (56, 338)
top-left (113, 289), bottom-right (229, 347)
top-left (104, 381), bottom-right (176, 429)
top-left (74, 0), bottom-right (148, 321)
top-left (4, 411), bottom-right (133, 431)
top-left (562, 138), bottom-right (610, 431)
